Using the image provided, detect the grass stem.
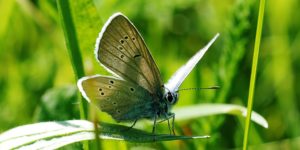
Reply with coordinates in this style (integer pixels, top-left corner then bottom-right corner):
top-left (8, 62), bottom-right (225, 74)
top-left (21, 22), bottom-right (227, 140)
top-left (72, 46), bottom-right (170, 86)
top-left (243, 0), bottom-right (265, 149)
top-left (56, 0), bottom-right (88, 149)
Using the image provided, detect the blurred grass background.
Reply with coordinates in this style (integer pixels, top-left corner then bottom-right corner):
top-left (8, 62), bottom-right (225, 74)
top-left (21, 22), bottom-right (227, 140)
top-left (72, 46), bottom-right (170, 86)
top-left (0, 0), bottom-right (299, 149)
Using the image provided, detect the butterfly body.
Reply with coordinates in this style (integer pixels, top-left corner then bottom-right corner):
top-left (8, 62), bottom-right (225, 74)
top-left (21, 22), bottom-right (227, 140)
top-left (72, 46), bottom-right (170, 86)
top-left (78, 12), bottom-right (219, 134)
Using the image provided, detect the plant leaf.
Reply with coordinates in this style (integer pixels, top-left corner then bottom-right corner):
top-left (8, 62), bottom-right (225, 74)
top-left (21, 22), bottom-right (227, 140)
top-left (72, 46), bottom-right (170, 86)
top-left (173, 104), bottom-right (268, 128)
top-left (0, 120), bottom-right (209, 149)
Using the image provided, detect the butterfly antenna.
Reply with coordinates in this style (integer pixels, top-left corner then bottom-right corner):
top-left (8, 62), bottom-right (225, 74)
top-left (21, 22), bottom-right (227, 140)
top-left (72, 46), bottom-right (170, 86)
top-left (176, 86), bottom-right (220, 92)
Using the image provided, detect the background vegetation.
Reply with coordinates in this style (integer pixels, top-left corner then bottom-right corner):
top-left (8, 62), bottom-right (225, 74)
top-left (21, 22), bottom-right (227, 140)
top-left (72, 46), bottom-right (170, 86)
top-left (0, 0), bottom-right (299, 149)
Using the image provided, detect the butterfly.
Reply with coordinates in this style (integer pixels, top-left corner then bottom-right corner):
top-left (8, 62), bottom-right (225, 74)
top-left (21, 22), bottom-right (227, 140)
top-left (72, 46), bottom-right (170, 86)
top-left (77, 12), bottom-right (219, 135)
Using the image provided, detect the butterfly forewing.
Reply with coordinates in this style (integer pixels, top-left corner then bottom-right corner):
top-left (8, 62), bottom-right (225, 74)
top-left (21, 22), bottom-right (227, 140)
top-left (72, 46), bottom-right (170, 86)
top-left (78, 75), bottom-right (156, 122)
top-left (96, 13), bottom-right (163, 94)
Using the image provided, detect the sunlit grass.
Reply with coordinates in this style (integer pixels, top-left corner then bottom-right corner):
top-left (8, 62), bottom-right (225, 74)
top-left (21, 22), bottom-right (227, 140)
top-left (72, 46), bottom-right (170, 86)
top-left (243, 0), bottom-right (265, 149)
top-left (56, 0), bottom-right (89, 149)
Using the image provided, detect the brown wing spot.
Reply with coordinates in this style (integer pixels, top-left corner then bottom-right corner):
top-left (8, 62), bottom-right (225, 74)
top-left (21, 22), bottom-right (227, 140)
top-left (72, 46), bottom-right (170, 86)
top-left (112, 102), bottom-right (117, 105)
top-left (98, 88), bottom-right (102, 91)
top-left (118, 46), bottom-right (123, 50)
top-left (120, 39), bottom-right (125, 44)
top-left (117, 110), bottom-right (121, 114)
top-left (108, 85), bottom-right (112, 88)
top-left (120, 54), bottom-right (124, 59)
top-left (124, 35), bottom-right (129, 39)
top-left (110, 80), bottom-right (114, 84)
top-left (100, 92), bottom-right (104, 96)
top-left (130, 87), bottom-right (135, 92)
top-left (132, 37), bottom-right (136, 41)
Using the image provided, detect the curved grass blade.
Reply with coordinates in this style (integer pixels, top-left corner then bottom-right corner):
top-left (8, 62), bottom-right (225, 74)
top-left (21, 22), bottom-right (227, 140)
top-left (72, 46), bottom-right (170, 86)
top-left (0, 120), bottom-right (209, 149)
top-left (173, 104), bottom-right (268, 128)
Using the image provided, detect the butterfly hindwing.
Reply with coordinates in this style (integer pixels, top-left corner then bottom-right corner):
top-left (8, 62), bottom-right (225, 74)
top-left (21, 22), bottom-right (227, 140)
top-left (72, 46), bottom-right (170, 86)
top-left (78, 75), bottom-right (156, 122)
top-left (95, 13), bottom-right (163, 94)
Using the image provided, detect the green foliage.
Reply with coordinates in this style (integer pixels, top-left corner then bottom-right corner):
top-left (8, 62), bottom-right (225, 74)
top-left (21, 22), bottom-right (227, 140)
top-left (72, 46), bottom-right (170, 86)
top-left (0, 0), bottom-right (299, 149)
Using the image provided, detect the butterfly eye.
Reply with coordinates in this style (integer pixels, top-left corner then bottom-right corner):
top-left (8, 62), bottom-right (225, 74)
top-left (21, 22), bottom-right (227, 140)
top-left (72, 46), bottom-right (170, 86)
top-left (167, 95), bottom-right (173, 103)
top-left (165, 92), bottom-right (176, 104)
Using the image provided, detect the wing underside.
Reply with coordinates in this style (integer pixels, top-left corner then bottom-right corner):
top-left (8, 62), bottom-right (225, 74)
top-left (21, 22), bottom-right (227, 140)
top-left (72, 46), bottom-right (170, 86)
top-left (78, 75), bottom-right (156, 122)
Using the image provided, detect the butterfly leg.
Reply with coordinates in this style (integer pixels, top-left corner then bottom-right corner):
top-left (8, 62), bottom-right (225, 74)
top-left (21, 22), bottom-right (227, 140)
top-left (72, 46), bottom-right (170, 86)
top-left (129, 119), bottom-right (138, 128)
top-left (160, 113), bottom-right (176, 135)
top-left (170, 113), bottom-right (176, 135)
top-left (152, 115), bottom-right (158, 141)
top-left (157, 117), bottom-right (169, 123)
top-left (122, 119), bottom-right (138, 132)
top-left (163, 113), bottom-right (172, 135)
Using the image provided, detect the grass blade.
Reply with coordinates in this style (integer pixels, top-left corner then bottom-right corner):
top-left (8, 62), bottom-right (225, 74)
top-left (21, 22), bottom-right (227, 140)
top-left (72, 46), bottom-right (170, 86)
top-left (56, 0), bottom-right (87, 121)
top-left (56, 0), bottom-right (88, 149)
top-left (0, 120), bottom-right (209, 149)
top-left (243, 0), bottom-right (266, 149)
top-left (173, 104), bottom-right (268, 128)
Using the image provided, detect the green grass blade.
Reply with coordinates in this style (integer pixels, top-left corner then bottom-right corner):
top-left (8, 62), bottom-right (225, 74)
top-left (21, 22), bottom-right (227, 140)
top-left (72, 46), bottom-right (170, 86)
top-left (56, 0), bottom-right (87, 120)
top-left (56, 0), bottom-right (85, 80)
top-left (243, 0), bottom-right (266, 149)
top-left (56, 0), bottom-right (88, 149)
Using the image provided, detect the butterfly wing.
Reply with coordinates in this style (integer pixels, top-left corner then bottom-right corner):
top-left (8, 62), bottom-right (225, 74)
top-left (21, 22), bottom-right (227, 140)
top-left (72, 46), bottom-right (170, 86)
top-left (165, 33), bottom-right (219, 92)
top-left (95, 13), bottom-right (163, 95)
top-left (78, 75), bottom-right (157, 122)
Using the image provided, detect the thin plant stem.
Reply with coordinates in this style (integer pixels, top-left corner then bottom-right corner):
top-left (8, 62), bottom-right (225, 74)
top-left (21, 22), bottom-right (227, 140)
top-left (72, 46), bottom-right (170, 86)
top-left (243, 0), bottom-right (265, 149)
top-left (56, 0), bottom-right (88, 149)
